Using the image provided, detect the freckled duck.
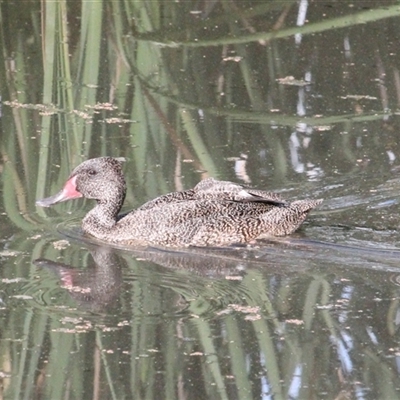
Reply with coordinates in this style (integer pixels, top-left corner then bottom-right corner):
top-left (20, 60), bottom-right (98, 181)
top-left (36, 157), bottom-right (322, 247)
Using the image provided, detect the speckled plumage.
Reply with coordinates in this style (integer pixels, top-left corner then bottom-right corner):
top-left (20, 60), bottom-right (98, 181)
top-left (36, 157), bottom-right (322, 247)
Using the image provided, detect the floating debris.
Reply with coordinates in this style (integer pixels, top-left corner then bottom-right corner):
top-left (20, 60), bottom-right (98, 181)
top-left (340, 95), bottom-right (378, 100)
top-left (225, 275), bottom-right (243, 280)
top-left (229, 304), bottom-right (260, 314)
top-left (85, 102), bottom-right (118, 111)
top-left (314, 125), bottom-right (332, 131)
top-left (102, 117), bottom-right (136, 124)
top-left (53, 240), bottom-right (70, 250)
top-left (0, 250), bottom-right (22, 257)
top-left (285, 319), bottom-right (304, 325)
top-left (4, 100), bottom-right (58, 114)
top-left (222, 56), bottom-right (243, 62)
top-left (276, 76), bottom-right (311, 86)
top-left (1, 278), bottom-right (25, 283)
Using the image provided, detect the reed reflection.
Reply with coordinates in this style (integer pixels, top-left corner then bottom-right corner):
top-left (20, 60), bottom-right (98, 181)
top-left (29, 242), bottom-right (400, 399)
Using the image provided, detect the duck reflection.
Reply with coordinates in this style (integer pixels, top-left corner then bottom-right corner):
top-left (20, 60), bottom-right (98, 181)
top-left (33, 236), bottom-right (400, 315)
top-left (33, 242), bottom-right (305, 313)
top-left (34, 247), bottom-right (124, 311)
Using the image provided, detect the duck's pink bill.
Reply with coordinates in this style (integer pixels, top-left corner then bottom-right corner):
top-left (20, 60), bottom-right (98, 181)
top-left (36, 176), bottom-right (82, 207)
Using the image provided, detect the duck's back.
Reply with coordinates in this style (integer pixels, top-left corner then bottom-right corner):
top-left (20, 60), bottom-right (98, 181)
top-left (109, 187), bottom-right (321, 247)
top-left (137, 178), bottom-right (286, 212)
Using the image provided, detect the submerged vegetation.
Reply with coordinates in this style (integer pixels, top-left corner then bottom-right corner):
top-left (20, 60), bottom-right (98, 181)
top-left (1, 0), bottom-right (400, 398)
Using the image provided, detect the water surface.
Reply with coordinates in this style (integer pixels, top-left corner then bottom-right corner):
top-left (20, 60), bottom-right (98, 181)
top-left (2, 1), bottom-right (400, 398)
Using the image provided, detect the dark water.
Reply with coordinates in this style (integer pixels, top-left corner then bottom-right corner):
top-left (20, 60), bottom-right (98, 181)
top-left (2, 1), bottom-right (400, 398)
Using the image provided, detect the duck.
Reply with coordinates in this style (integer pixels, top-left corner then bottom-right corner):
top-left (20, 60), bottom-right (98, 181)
top-left (36, 157), bottom-right (322, 248)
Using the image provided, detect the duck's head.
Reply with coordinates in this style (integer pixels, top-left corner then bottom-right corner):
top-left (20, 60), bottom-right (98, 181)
top-left (36, 157), bottom-right (126, 207)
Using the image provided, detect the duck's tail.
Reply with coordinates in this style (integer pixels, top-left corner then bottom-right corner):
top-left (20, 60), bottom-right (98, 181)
top-left (259, 198), bottom-right (323, 236)
top-left (291, 198), bottom-right (323, 213)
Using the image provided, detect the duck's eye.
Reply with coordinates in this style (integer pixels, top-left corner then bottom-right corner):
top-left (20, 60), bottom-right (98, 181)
top-left (88, 169), bottom-right (97, 176)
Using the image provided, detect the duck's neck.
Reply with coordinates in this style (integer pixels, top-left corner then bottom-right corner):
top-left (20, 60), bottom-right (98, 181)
top-left (82, 187), bottom-right (126, 235)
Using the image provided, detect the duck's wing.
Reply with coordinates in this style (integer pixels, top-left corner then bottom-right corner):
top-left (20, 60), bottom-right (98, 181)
top-left (194, 178), bottom-right (287, 205)
top-left (138, 178), bottom-right (286, 212)
top-left (137, 189), bottom-right (196, 211)
top-left (246, 189), bottom-right (285, 204)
